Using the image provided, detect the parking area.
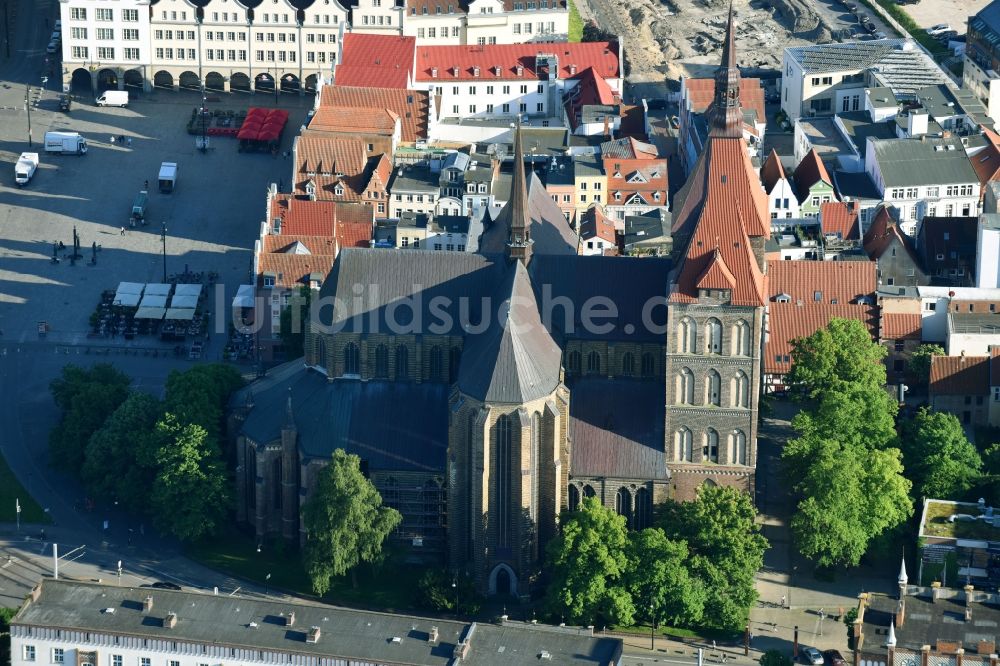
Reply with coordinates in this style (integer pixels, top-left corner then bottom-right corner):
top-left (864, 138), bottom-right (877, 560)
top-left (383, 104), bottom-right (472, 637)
top-left (900, 0), bottom-right (990, 30)
top-left (0, 86), bottom-right (311, 345)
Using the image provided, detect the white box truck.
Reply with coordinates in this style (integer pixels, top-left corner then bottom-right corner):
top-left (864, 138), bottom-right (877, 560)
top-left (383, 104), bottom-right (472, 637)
top-left (43, 131), bottom-right (88, 155)
top-left (158, 162), bottom-right (178, 193)
top-left (95, 90), bottom-right (128, 107)
top-left (15, 152), bottom-right (39, 186)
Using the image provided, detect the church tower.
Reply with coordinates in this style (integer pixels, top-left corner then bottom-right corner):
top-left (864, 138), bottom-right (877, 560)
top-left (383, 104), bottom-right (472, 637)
top-left (505, 125), bottom-right (534, 265)
top-left (663, 2), bottom-right (769, 500)
top-left (446, 260), bottom-right (568, 596)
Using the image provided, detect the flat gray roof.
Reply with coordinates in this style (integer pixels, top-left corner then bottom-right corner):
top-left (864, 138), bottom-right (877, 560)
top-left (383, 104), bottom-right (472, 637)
top-left (796, 117), bottom-right (855, 161)
top-left (786, 40), bottom-right (949, 96)
top-left (871, 137), bottom-right (978, 187)
top-left (14, 580), bottom-right (621, 666)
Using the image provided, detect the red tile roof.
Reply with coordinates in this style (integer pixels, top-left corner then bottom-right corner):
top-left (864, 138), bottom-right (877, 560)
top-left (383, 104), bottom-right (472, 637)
top-left (414, 42), bottom-right (620, 82)
top-left (293, 135), bottom-right (390, 204)
top-left (268, 196), bottom-right (375, 242)
top-left (930, 354), bottom-right (990, 395)
top-left (766, 304), bottom-right (876, 375)
top-left (695, 248), bottom-right (737, 290)
top-left (564, 68), bottom-right (619, 131)
top-left (768, 260), bottom-right (876, 305)
top-left (337, 34), bottom-right (416, 89)
top-left (881, 313), bottom-right (922, 341)
top-left (578, 204), bottom-right (616, 245)
top-left (760, 148), bottom-right (787, 194)
top-left (793, 148), bottom-right (833, 202)
top-left (971, 127), bottom-right (1000, 187)
top-left (863, 206), bottom-right (920, 265)
top-left (670, 137), bottom-right (770, 307)
top-left (319, 86), bottom-right (429, 142)
top-left (604, 157), bottom-right (667, 205)
top-left (258, 252), bottom-right (336, 289)
top-left (820, 200), bottom-right (860, 241)
top-left (309, 106), bottom-right (400, 136)
top-left (682, 76), bottom-right (765, 128)
top-left (262, 234), bottom-right (337, 255)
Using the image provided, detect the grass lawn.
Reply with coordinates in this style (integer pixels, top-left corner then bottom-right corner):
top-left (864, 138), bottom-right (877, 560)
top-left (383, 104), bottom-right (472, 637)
top-left (568, 0), bottom-right (583, 42)
top-left (187, 526), bottom-right (425, 613)
top-left (921, 500), bottom-right (1000, 541)
top-left (0, 456), bottom-right (50, 524)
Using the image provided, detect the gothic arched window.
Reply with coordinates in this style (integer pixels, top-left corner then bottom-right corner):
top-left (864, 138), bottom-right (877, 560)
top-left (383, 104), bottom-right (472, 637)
top-left (621, 352), bottom-right (635, 377)
top-left (706, 369), bottom-right (721, 406)
top-left (567, 350), bottom-right (581, 375)
top-left (733, 370), bottom-right (750, 408)
top-left (704, 429), bottom-right (719, 463)
top-left (374, 344), bottom-right (389, 378)
top-left (343, 342), bottom-right (360, 376)
top-left (641, 352), bottom-right (655, 378)
top-left (615, 488), bottom-right (632, 528)
top-left (429, 345), bottom-right (444, 382)
top-left (678, 317), bottom-right (696, 353)
top-left (395, 345), bottom-right (409, 380)
top-left (568, 484), bottom-right (580, 512)
top-left (678, 368), bottom-right (694, 405)
top-left (675, 427), bottom-right (693, 462)
top-left (586, 351), bottom-right (601, 375)
top-left (706, 318), bottom-right (722, 354)
top-left (634, 487), bottom-right (651, 530)
top-left (495, 414), bottom-right (513, 548)
top-left (731, 430), bottom-right (747, 465)
top-left (733, 320), bottom-right (751, 356)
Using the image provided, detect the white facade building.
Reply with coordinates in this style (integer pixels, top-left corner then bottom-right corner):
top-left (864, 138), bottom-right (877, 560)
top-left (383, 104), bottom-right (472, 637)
top-left (864, 136), bottom-right (980, 236)
top-left (978, 213), bottom-right (1000, 288)
top-left (62, 0), bottom-right (347, 94)
top-left (415, 42), bottom-right (622, 121)
top-left (402, 0), bottom-right (567, 46)
top-left (58, 0), bottom-right (152, 93)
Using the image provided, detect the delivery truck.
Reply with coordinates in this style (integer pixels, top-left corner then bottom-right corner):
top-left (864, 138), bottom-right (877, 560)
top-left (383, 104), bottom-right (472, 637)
top-left (15, 152), bottom-right (39, 186)
top-left (158, 162), bottom-right (178, 193)
top-left (95, 90), bottom-right (128, 107)
top-left (43, 131), bottom-right (88, 155)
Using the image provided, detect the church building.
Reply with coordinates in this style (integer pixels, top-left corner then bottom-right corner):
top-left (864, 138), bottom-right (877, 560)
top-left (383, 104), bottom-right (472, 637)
top-left (230, 5), bottom-right (767, 597)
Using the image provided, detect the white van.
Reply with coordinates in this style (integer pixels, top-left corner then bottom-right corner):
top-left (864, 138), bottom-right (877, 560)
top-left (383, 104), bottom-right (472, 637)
top-left (96, 90), bottom-right (128, 107)
top-left (43, 131), bottom-right (87, 155)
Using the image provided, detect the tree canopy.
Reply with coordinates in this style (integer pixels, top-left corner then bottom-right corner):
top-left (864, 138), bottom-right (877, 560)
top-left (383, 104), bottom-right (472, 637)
top-left (786, 318), bottom-right (887, 398)
top-left (899, 408), bottom-right (982, 500)
top-left (302, 449), bottom-right (402, 595)
top-left (624, 528), bottom-right (704, 628)
top-left (782, 318), bottom-right (912, 568)
top-left (907, 344), bottom-right (944, 386)
top-left (164, 364), bottom-right (243, 452)
top-left (657, 485), bottom-right (768, 631)
top-left (82, 392), bottom-right (163, 511)
top-left (544, 496), bottom-right (633, 626)
top-left (49, 364), bottom-right (131, 471)
top-left (149, 414), bottom-right (231, 541)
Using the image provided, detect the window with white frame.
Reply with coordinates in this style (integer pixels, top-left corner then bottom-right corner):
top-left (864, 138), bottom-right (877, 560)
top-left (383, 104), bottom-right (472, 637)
top-left (23, 646), bottom-right (35, 662)
top-left (52, 649), bottom-right (64, 664)
top-left (95, 8), bottom-right (112, 21)
top-left (124, 48), bottom-right (139, 60)
top-left (123, 29), bottom-right (138, 40)
top-left (111, 657), bottom-right (121, 666)
top-left (96, 28), bottom-right (113, 40)
top-left (97, 47), bottom-right (114, 59)
top-left (72, 27), bottom-right (87, 39)
top-left (71, 7), bottom-right (86, 19)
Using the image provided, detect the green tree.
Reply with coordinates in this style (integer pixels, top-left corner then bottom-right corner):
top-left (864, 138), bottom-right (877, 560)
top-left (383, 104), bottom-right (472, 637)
top-left (981, 443), bottom-right (1000, 475)
top-left (302, 449), bottom-right (402, 595)
top-left (787, 436), bottom-right (912, 568)
top-left (417, 569), bottom-right (481, 614)
top-left (545, 497), bottom-right (634, 626)
top-left (149, 414), bottom-right (231, 541)
top-left (48, 364), bottom-right (131, 471)
top-left (786, 318), bottom-right (887, 399)
top-left (907, 344), bottom-right (944, 386)
top-left (82, 392), bottom-right (163, 511)
top-left (624, 529), bottom-right (705, 628)
top-left (899, 409), bottom-right (982, 499)
top-left (760, 650), bottom-right (793, 666)
top-left (657, 485), bottom-right (768, 631)
top-left (164, 364), bottom-right (243, 454)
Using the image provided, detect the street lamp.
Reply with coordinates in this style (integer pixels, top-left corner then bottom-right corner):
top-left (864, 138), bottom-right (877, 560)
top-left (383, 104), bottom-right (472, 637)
top-left (264, 573), bottom-right (271, 596)
top-left (24, 83), bottom-right (32, 147)
top-left (200, 85), bottom-right (208, 153)
top-left (451, 579), bottom-right (458, 614)
top-left (649, 603), bottom-right (655, 651)
top-left (117, 560), bottom-right (123, 586)
top-left (160, 222), bottom-right (167, 282)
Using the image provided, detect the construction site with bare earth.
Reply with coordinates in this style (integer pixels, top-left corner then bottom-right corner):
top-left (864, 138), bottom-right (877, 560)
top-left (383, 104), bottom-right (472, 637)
top-left (576, 0), bottom-right (990, 82)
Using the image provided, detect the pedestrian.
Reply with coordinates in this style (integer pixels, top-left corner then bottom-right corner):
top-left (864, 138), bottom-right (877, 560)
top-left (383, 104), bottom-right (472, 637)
top-left (110, 135), bottom-right (115, 144)
top-left (120, 134), bottom-right (125, 144)
top-left (144, 179), bottom-right (149, 190)
top-left (120, 226), bottom-right (125, 236)
top-left (127, 137), bottom-right (132, 147)
top-left (781, 595), bottom-right (786, 607)
top-left (712, 640), bottom-right (716, 651)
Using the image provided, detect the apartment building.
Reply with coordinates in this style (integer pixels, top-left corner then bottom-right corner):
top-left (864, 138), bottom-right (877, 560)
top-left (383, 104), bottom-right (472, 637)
top-left (403, 0), bottom-right (568, 46)
top-left (62, 0), bottom-right (347, 94)
top-left (964, 0), bottom-right (1000, 125)
top-left (59, 0), bottom-right (152, 93)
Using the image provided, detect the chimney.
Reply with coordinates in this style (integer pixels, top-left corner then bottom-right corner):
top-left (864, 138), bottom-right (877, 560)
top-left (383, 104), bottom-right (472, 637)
top-left (942, 130), bottom-right (952, 139)
top-left (957, 648), bottom-right (965, 666)
top-left (907, 111), bottom-right (928, 138)
top-left (306, 626), bottom-right (321, 644)
top-left (429, 627), bottom-right (439, 644)
top-left (285, 612), bottom-right (296, 626)
top-left (964, 585), bottom-right (974, 622)
top-left (164, 612), bottom-right (177, 629)
top-left (921, 645), bottom-right (931, 666)
top-left (144, 596), bottom-right (154, 612)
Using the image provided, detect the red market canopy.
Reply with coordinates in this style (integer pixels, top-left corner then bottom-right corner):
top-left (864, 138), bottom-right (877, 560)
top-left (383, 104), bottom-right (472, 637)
top-left (237, 108), bottom-right (289, 142)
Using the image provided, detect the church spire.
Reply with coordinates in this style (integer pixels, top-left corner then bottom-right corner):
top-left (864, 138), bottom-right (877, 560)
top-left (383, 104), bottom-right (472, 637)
top-left (505, 122), bottom-right (533, 265)
top-left (710, 1), bottom-right (743, 137)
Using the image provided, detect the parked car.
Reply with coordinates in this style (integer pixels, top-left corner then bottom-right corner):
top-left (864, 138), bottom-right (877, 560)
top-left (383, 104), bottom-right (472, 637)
top-left (670, 115), bottom-right (679, 129)
top-left (866, 22), bottom-right (879, 33)
top-left (45, 42), bottom-right (57, 54)
top-left (802, 648), bottom-right (824, 666)
top-left (874, 31), bottom-right (887, 39)
top-left (845, 2), bottom-right (858, 12)
top-left (58, 94), bottom-right (71, 111)
top-left (936, 30), bottom-right (959, 41)
top-left (926, 23), bottom-right (952, 35)
top-left (824, 650), bottom-right (847, 666)
top-left (140, 581), bottom-right (182, 590)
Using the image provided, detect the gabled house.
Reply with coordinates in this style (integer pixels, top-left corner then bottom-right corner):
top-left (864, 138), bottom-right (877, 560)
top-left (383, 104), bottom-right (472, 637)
top-left (292, 135), bottom-right (393, 216)
top-left (970, 127), bottom-right (1000, 203)
top-left (760, 149), bottom-right (800, 220)
top-left (863, 206), bottom-right (928, 288)
top-left (602, 157), bottom-right (668, 224)
top-left (578, 203), bottom-right (617, 255)
top-left (929, 350), bottom-right (1000, 426)
top-left (794, 148), bottom-right (836, 217)
top-left (677, 73), bottom-right (766, 175)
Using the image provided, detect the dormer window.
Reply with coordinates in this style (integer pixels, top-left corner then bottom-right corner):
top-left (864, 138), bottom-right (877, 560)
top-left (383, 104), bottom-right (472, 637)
top-left (334, 183), bottom-right (344, 196)
top-left (473, 66), bottom-right (480, 77)
top-left (775, 293), bottom-right (791, 303)
top-left (515, 65), bottom-right (524, 76)
top-left (453, 66), bottom-right (460, 77)
top-left (431, 67), bottom-right (438, 77)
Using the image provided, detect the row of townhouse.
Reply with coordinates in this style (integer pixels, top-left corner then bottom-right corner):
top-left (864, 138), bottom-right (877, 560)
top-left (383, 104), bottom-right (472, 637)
top-left (58, 0), bottom-right (566, 95)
